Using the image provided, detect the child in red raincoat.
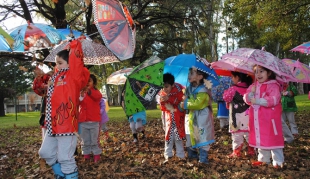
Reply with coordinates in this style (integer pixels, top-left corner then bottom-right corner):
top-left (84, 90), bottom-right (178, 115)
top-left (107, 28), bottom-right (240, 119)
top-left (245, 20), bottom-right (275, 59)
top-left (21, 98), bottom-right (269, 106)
top-left (159, 73), bottom-right (185, 162)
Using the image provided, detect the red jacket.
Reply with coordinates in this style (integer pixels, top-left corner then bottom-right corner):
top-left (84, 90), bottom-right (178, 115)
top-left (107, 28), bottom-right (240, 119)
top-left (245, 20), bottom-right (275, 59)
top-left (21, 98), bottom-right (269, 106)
top-left (79, 88), bottom-right (102, 122)
top-left (47, 39), bottom-right (90, 136)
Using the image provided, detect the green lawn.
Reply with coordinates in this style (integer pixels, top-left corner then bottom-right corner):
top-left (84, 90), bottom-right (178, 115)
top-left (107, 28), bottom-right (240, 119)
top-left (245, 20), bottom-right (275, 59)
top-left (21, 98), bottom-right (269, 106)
top-left (1, 94), bottom-right (309, 129)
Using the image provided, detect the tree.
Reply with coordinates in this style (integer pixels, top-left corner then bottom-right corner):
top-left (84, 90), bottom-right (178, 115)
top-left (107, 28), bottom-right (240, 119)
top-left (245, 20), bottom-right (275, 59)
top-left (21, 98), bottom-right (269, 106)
top-left (0, 58), bottom-right (34, 116)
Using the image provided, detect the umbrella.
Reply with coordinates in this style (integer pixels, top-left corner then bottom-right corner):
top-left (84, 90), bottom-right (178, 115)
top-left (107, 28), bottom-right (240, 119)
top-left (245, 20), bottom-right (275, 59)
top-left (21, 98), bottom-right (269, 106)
top-left (0, 27), bottom-right (14, 50)
top-left (92, 0), bottom-right (136, 61)
top-left (164, 54), bottom-right (219, 87)
top-left (211, 76), bottom-right (232, 102)
top-left (8, 23), bottom-right (65, 52)
top-left (56, 28), bottom-right (90, 39)
top-left (107, 67), bottom-right (133, 85)
top-left (123, 56), bottom-right (163, 116)
top-left (282, 59), bottom-right (310, 83)
top-left (214, 48), bottom-right (295, 81)
top-left (290, 42), bottom-right (310, 54)
top-left (44, 37), bottom-right (119, 65)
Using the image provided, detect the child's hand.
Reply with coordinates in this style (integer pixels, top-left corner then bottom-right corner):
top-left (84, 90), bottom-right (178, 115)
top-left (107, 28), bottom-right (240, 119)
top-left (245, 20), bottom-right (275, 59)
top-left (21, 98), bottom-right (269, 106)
top-left (251, 86), bottom-right (256, 93)
top-left (250, 98), bottom-right (256, 104)
top-left (160, 95), bottom-right (168, 102)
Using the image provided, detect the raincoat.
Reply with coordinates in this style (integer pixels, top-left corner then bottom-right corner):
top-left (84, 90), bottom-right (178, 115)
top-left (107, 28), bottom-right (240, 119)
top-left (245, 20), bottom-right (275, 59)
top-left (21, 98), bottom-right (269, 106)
top-left (159, 83), bottom-right (185, 142)
top-left (244, 80), bottom-right (284, 149)
top-left (46, 40), bottom-right (90, 136)
top-left (184, 85), bottom-right (215, 148)
top-left (79, 88), bottom-right (102, 123)
top-left (281, 84), bottom-right (298, 112)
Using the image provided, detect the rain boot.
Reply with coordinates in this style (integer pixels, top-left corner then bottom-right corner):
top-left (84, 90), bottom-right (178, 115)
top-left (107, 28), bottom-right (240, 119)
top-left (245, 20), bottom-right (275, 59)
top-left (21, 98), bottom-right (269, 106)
top-left (94, 155), bottom-right (100, 163)
top-left (247, 146), bottom-right (255, 156)
top-left (133, 133), bottom-right (138, 143)
top-left (64, 171), bottom-right (78, 179)
top-left (186, 147), bottom-right (198, 160)
top-left (228, 144), bottom-right (243, 158)
top-left (198, 148), bottom-right (208, 164)
top-left (83, 154), bottom-right (90, 162)
top-left (51, 162), bottom-right (65, 179)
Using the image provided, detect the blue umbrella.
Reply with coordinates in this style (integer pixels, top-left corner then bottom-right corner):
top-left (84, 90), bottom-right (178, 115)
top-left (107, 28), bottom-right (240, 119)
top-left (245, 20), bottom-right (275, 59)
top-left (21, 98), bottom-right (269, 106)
top-left (8, 23), bottom-right (65, 52)
top-left (0, 35), bottom-right (12, 52)
top-left (56, 28), bottom-right (90, 39)
top-left (164, 54), bottom-right (219, 87)
top-left (211, 76), bottom-right (232, 102)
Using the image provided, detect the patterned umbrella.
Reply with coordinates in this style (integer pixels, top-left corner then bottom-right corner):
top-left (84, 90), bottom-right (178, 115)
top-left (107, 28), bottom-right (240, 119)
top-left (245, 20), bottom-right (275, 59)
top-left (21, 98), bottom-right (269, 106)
top-left (107, 68), bottom-right (133, 85)
top-left (282, 59), bottom-right (310, 83)
top-left (92, 0), bottom-right (136, 61)
top-left (8, 23), bottom-right (65, 52)
top-left (211, 76), bottom-right (232, 102)
top-left (290, 42), bottom-right (310, 54)
top-left (214, 48), bottom-right (295, 81)
top-left (123, 56), bottom-right (163, 116)
top-left (44, 37), bottom-right (119, 65)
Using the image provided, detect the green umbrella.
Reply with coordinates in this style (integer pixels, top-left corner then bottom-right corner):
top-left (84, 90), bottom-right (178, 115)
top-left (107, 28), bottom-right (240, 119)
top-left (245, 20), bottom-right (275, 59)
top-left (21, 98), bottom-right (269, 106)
top-left (124, 56), bottom-right (164, 116)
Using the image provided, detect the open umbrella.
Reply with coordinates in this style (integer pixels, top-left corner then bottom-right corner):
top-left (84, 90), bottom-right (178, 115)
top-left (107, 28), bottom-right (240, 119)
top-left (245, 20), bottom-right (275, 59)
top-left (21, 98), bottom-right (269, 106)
top-left (290, 42), bottom-right (310, 54)
top-left (214, 48), bottom-right (295, 81)
top-left (123, 56), bottom-right (163, 116)
top-left (0, 34), bottom-right (12, 52)
top-left (44, 37), bottom-right (119, 65)
top-left (164, 54), bottom-right (219, 87)
top-left (282, 59), bottom-right (310, 83)
top-left (8, 23), bottom-right (65, 52)
top-left (56, 28), bottom-right (90, 39)
top-left (107, 67), bottom-right (133, 85)
top-left (92, 0), bottom-right (136, 61)
top-left (0, 27), bottom-right (14, 50)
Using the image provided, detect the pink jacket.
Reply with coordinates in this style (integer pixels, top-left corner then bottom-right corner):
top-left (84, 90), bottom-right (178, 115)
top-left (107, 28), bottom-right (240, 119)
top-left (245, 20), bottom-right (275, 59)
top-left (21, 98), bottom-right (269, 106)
top-left (244, 80), bottom-right (284, 149)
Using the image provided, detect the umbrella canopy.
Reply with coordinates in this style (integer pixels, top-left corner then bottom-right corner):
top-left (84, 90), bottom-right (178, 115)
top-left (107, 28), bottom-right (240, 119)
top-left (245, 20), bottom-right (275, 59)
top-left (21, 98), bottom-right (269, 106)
top-left (56, 28), bottom-right (90, 39)
top-left (8, 23), bottom-right (65, 52)
top-left (107, 67), bottom-right (133, 85)
top-left (211, 76), bottom-right (232, 102)
top-left (290, 42), bottom-right (310, 54)
top-left (214, 48), bottom-right (295, 81)
top-left (92, 0), bottom-right (136, 61)
top-left (164, 54), bottom-right (219, 87)
top-left (282, 59), bottom-right (310, 83)
top-left (123, 56), bottom-right (163, 116)
top-left (44, 37), bottom-right (119, 65)
top-left (0, 27), bottom-right (14, 50)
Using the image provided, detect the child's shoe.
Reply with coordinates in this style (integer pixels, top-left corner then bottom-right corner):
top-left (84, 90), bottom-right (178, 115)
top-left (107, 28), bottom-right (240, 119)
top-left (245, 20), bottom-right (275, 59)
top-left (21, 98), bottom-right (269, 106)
top-left (247, 146), bottom-right (255, 156)
top-left (51, 162), bottom-right (65, 178)
top-left (64, 170), bottom-right (78, 179)
top-left (83, 154), bottom-right (90, 161)
top-left (186, 147), bottom-right (198, 160)
top-left (94, 155), bottom-right (100, 163)
top-left (198, 148), bottom-right (209, 164)
top-left (228, 144), bottom-right (243, 158)
top-left (133, 133), bottom-right (138, 143)
top-left (252, 161), bottom-right (264, 166)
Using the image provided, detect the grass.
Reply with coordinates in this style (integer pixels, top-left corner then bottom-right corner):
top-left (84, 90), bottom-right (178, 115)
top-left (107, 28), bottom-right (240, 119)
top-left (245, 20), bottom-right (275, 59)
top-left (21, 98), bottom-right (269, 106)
top-left (1, 94), bottom-right (309, 129)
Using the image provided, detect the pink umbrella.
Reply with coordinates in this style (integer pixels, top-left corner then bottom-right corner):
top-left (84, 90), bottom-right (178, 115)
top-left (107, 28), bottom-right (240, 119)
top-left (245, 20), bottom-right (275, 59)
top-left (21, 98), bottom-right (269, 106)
top-left (290, 42), bottom-right (310, 54)
top-left (106, 68), bottom-right (133, 85)
top-left (212, 48), bottom-right (295, 81)
top-left (282, 59), bottom-right (310, 83)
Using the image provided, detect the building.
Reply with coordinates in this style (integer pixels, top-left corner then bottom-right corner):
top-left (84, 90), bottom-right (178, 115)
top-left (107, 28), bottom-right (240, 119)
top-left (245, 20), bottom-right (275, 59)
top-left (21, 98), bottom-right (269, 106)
top-left (5, 92), bottom-right (42, 114)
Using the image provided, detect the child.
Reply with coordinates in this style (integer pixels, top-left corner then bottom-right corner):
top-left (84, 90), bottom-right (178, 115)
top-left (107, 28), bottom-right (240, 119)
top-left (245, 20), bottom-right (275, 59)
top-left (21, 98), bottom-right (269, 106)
top-left (79, 74), bottom-right (103, 163)
top-left (223, 72), bottom-right (254, 158)
top-left (38, 39), bottom-right (90, 179)
top-left (159, 73), bottom-right (185, 162)
top-left (100, 97), bottom-right (110, 140)
top-left (180, 67), bottom-right (215, 164)
top-left (244, 65), bottom-right (284, 168)
top-left (281, 82), bottom-right (298, 143)
top-left (32, 66), bottom-right (53, 140)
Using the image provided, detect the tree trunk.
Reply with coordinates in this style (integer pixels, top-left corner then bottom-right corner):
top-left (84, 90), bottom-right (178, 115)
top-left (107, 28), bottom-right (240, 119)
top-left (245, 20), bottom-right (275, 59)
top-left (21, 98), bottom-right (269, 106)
top-left (297, 83), bottom-right (304, 95)
top-left (19, 0), bottom-right (33, 23)
top-left (0, 94), bottom-right (5, 117)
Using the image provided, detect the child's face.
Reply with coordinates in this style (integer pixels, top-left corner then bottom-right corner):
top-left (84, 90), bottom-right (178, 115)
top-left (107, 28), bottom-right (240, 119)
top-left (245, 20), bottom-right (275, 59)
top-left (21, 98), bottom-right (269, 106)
top-left (255, 66), bottom-right (269, 83)
top-left (87, 78), bottom-right (94, 88)
top-left (231, 75), bottom-right (239, 84)
top-left (163, 83), bottom-right (173, 94)
top-left (188, 70), bottom-right (202, 85)
top-left (55, 56), bottom-right (69, 70)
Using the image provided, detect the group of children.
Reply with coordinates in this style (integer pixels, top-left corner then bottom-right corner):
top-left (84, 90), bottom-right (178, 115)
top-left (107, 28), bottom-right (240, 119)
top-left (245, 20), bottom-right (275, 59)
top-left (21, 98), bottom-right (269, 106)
top-left (33, 40), bottom-right (299, 178)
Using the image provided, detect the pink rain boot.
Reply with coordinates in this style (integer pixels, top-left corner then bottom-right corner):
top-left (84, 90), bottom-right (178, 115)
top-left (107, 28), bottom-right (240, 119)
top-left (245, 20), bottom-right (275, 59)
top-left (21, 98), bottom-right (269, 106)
top-left (94, 155), bottom-right (100, 163)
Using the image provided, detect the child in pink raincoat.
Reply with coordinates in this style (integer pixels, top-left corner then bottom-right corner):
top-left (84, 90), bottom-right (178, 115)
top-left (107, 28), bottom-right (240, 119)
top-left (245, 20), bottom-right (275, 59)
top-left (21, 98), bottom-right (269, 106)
top-left (244, 65), bottom-right (284, 168)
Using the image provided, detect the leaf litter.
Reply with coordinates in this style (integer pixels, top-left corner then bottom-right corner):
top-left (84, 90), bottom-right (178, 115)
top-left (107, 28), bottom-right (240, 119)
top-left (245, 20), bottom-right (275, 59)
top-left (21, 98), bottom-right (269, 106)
top-left (0, 111), bottom-right (309, 178)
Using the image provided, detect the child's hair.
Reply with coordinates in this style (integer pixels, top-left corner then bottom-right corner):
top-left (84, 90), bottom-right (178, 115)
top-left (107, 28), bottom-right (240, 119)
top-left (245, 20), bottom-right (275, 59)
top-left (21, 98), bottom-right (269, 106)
top-left (189, 67), bottom-right (208, 85)
top-left (253, 65), bottom-right (276, 80)
top-left (231, 71), bottom-right (253, 86)
top-left (56, 49), bottom-right (69, 63)
top-left (163, 73), bottom-right (175, 85)
top-left (89, 74), bottom-right (98, 89)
